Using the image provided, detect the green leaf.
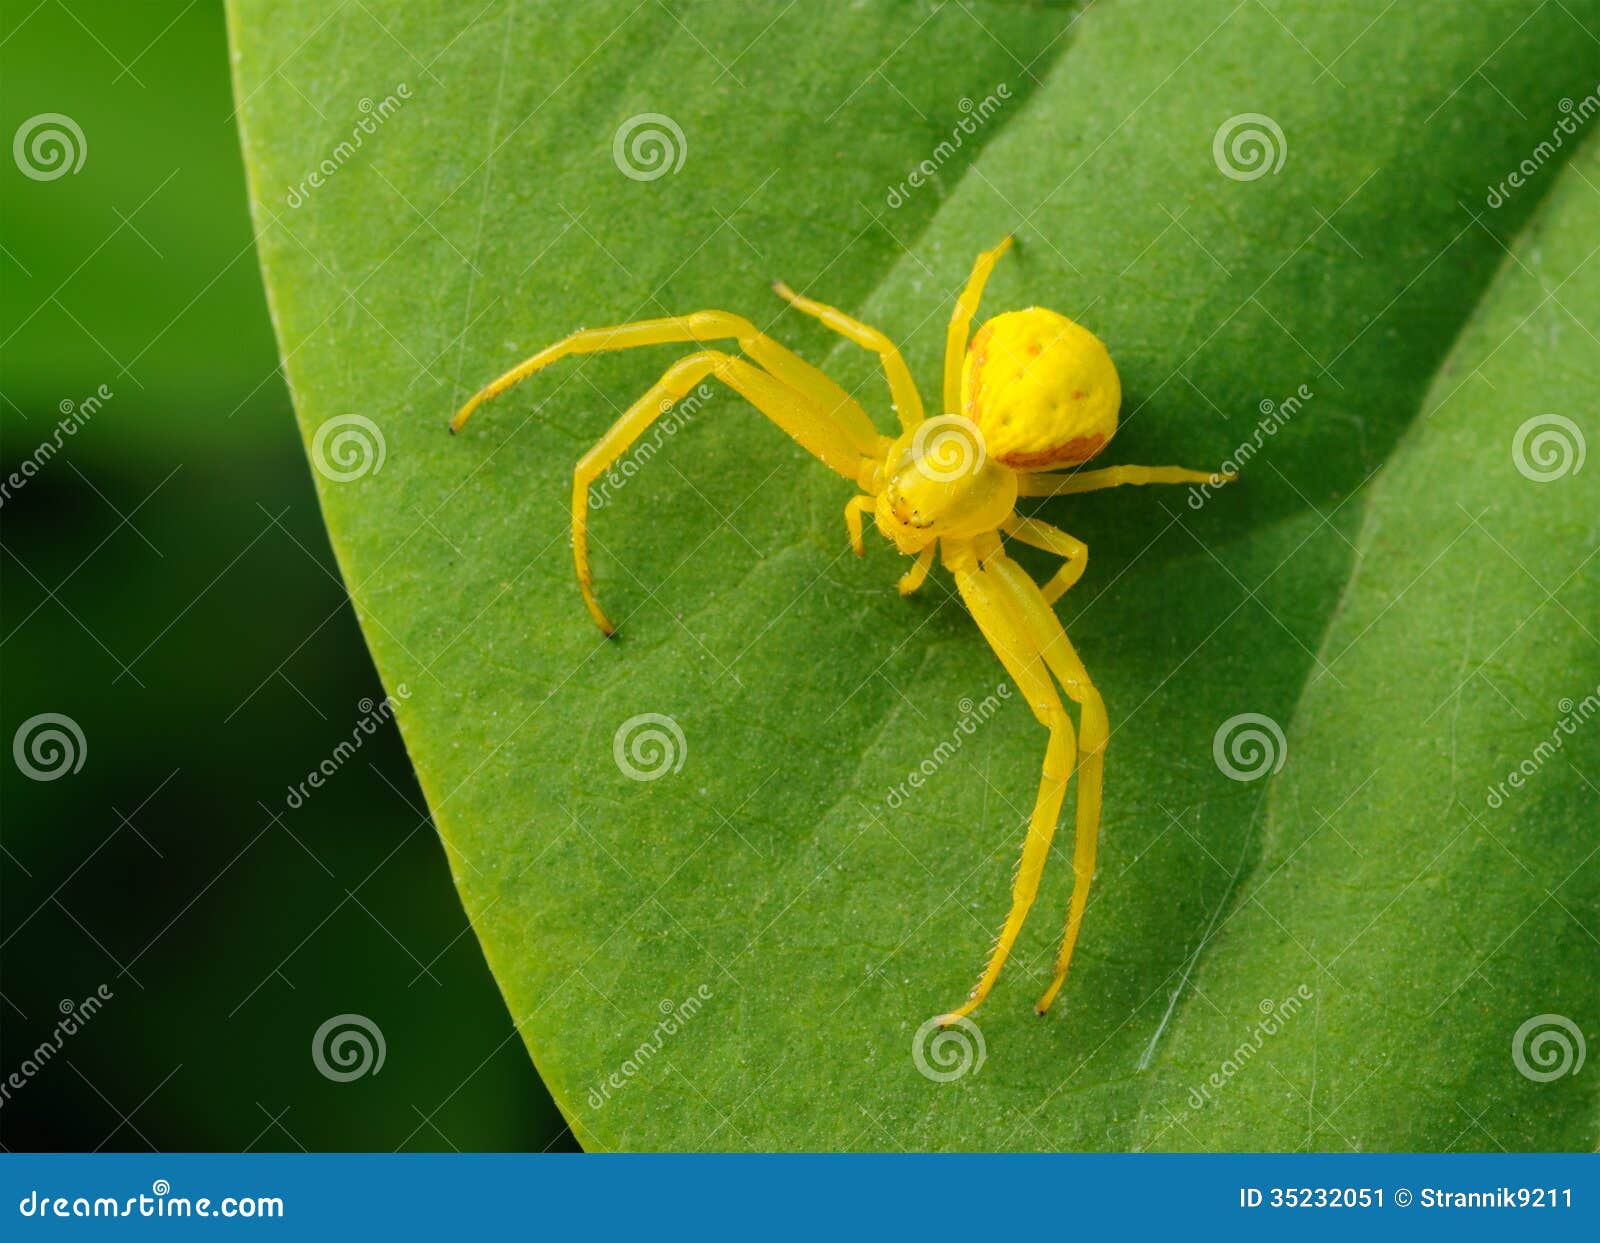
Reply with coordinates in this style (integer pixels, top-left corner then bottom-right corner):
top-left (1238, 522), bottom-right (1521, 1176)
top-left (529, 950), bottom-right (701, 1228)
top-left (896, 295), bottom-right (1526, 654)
top-left (228, 0), bottom-right (1600, 1149)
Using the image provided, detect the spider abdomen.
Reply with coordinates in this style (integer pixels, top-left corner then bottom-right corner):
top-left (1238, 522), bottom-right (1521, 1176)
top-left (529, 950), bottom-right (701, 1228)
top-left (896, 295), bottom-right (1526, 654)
top-left (961, 307), bottom-right (1120, 471)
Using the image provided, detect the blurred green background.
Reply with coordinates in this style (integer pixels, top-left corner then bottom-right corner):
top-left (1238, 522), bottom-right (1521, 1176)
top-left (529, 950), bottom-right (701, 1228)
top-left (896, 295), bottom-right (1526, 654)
top-left (1, 0), bottom-right (570, 1151)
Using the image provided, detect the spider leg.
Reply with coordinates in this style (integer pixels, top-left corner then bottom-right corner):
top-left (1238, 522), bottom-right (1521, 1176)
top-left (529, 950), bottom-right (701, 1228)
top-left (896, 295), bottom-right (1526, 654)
top-left (451, 312), bottom-right (884, 458)
top-left (944, 236), bottom-right (1014, 413)
top-left (574, 350), bottom-right (880, 634)
top-left (981, 548), bottom-right (1108, 1016)
top-left (1001, 515), bottom-right (1087, 606)
top-left (897, 545), bottom-right (935, 596)
top-left (771, 282), bottom-right (924, 429)
top-left (843, 495), bottom-right (874, 556)
top-left (936, 537), bottom-right (1075, 1025)
top-left (1017, 464), bottom-right (1232, 497)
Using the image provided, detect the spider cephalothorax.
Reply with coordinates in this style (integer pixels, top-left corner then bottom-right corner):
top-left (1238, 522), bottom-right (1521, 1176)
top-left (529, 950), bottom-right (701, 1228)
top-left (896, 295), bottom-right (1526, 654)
top-left (873, 420), bottom-right (1018, 554)
top-left (451, 236), bottom-right (1230, 1025)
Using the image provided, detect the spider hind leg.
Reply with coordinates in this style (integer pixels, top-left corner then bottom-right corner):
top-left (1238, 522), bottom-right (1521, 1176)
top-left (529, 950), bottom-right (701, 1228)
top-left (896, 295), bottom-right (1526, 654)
top-left (937, 539), bottom-right (1075, 1025)
top-left (936, 538), bottom-right (1108, 1023)
top-left (1002, 515), bottom-right (1088, 605)
top-left (985, 549), bottom-right (1107, 1015)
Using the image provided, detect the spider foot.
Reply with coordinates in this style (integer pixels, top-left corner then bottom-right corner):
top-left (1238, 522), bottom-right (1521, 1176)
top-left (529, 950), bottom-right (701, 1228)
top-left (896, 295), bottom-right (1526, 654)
top-left (1034, 974), bottom-right (1067, 1015)
top-left (579, 585), bottom-right (617, 637)
top-left (935, 994), bottom-right (984, 1028)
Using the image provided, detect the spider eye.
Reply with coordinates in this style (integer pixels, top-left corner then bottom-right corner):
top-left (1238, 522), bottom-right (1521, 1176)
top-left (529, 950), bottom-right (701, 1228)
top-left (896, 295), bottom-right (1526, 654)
top-left (889, 494), bottom-right (926, 529)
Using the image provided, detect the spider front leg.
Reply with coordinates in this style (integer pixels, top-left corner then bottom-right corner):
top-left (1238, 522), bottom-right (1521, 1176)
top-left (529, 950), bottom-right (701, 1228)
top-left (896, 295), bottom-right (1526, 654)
top-left (573, 350), bottom-right (882, 634)
top-left (845, 499), bottom-right (937, 592)
top-left (772, 282), bottom-right (925, 430)
top-left (937, 537), bottom-right (1075, 1025)
top-left (945, 236), bottom-right (1014, 413)
top-left (843, 495), bottom-right (874, 556)
top-left (450, 312), bottom-right (882, 452)
top-left (897, 545), bottom-right (935, 596)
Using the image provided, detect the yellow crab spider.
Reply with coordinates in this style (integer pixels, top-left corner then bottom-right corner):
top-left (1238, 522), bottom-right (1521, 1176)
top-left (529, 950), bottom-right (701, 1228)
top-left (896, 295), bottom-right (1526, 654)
top-left (451, 237), bottom-right (1232, 1025)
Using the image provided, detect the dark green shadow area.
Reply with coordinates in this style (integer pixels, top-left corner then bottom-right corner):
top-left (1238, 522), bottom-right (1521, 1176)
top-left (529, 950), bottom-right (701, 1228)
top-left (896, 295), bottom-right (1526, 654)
top-left (1, 0), bottom-right (568, 1152)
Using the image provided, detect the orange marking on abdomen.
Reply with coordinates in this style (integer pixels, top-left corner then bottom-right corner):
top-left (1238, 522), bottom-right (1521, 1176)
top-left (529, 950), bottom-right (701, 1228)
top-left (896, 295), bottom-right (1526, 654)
top-left (999, 434), bottom-right (1107, 471)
